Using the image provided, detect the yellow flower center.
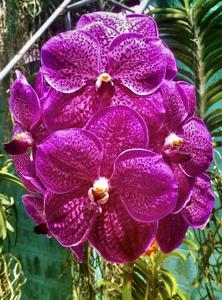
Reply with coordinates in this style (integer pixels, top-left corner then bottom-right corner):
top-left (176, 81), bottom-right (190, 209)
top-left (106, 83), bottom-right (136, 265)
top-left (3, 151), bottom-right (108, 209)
top-left (88, 177), bottom-right (109, 205)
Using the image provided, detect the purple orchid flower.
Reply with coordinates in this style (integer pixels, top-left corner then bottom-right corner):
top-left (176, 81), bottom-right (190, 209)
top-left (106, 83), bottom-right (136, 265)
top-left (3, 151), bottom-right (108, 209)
top-left (76, 12), bottom-right (177, 80)
top-left (22, 194), bottom-right (84, 262)
top-left (35, 106), bottom-right (178, 263)
top-left (4, 71), bottom-right (49, 194)
top-left (41, 13), bottom-right (176, 135)
top-left (4, 71), bottom-right (49, 155)
top-left (150, 80), bottom-right (213, 177)
top-left (41, 27), bottom-right (167, 95)
top-left (148, 80), bottom-right (213, 216)
top-left (157, 173), bottom-right (215, 253)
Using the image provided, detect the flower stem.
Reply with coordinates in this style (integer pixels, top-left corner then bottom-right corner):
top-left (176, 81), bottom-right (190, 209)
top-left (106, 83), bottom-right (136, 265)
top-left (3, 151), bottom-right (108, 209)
top-left (122, 263), bottom-right (134, 300)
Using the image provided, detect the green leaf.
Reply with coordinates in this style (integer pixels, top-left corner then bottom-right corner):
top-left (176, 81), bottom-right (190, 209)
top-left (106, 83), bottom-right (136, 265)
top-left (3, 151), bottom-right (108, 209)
top-left (0, 171), bottom-right (23, 188)
top-left (159, 270), bottom-right (177, 296)
top-left (165, 251), bottom-right (187, 261)
top-left (6, 220), bottom-right (14, 232)
top-left (96, 280), bottom-right (121, 292)
top-left (0, 206), bottom-right (7, 240)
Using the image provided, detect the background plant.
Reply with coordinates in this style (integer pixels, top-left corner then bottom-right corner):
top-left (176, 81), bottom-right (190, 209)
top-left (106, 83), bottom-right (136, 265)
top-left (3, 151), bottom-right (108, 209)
top-left (147, 0), bottom-right (222, 298)
top-left (0, 153), bottom-right (26, 300)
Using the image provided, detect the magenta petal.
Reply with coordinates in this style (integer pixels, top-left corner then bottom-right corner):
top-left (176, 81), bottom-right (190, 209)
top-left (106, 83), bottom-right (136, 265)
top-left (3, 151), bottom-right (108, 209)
top-left (34, 70), bottom-right (49, 99)
top-left (22, 194), bottom-right (45, 224)
top-left (181, 174), bottom-right (215, 228)
top-left (41, 30), bottom-right (101, 93)
top-left (161, 80), bottom-right (189, 131)
top-left (165, 46), bottom-right (177, 80)
top-left (70, 244), bottom-right (84, 263)
top-left (81, 22), bottom-right (118, 66)
top-left (111, 86), bottom-right (165, 133)
top-left (179, 118), bottom-right (213, 176)
top-left (89, 192), bottom-right (157, 263)
top-left (45, 190), bottom-right (101, 247)
top-left (170, 164), bottom-right (195, 213)
top-left (43, 86), bottom-right (98, 132)
top-left (10, 70), bottom-right (41, 130)
top-left (31, 120), bottom-right (50, 144)
top-left (177, 81), bottom-right (196, 117)
top-left (76, 12), bottom-right (127, 33)
top-left (111, 149), bottom-right (178, 222)
top-left (13, 153), bottom-right (35, 176)
top-left (126, 14), bottom-right (158, 37)
top-left (108, 34), bottom-right (166, 95)
top-left (157, 213), bottom-right (189, 253)
top-left (35, 129), bottom-right (103, 193)
top-left (13, 153), bottom-right (46, 193)
top-left (85, 105), bottom-right (148, 178)
top-left (19, 173), bottom-right (46, 194)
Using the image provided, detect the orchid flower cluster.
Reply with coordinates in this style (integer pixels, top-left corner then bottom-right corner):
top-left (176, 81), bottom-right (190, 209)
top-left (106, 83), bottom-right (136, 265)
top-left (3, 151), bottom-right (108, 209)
top-left (5, 12), bottom-right (215, 263)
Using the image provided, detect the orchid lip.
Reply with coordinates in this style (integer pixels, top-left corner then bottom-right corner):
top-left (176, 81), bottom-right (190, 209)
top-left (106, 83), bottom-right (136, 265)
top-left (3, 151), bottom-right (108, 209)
top-left (96, 72), bottom-right (113, 89)
top-left (88, 177), bottom-right (109, 205)
top-left (4, 131), bottom-right (33, 155)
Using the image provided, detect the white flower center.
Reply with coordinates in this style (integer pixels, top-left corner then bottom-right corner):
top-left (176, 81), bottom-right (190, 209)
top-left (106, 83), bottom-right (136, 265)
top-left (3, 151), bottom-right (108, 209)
top-left (15, 132), bottom-right (33, 145)
top-left (88, 177), bottom-right (109, 205)
top-left (164, 133), bottom-right (183, 149)
top-left (96, 72), bottom-right (112, 89)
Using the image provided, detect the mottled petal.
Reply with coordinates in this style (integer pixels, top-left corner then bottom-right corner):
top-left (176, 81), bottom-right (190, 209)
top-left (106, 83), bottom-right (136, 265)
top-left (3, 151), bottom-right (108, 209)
top-left (76, 12), bottom-right (128, 33)
top-left (181, 174), bottom-right (215, 228)
top-left (10, 70), bottom-right (41, 130)
top-left (13, 151), bottom-right (45, 193)
top-left (70, 244), bottom-right (84, 263)
top-left (89, 192), bottom-right (157, 263)
top-left (31, 120), bottom-right (50, 144)
top-left (13, 153), bottom-right (35, 176)
top-left (170, 163), bottom-right (195, 213)
top-left (179, 118), bottom-right (213, 176)
top-left (35, 129), bottom-right (103, 193)
top-left (157, 213), bottom-right (189, 253)
top-left (34, 70), bottom-right (49, 99)
top-left (22, 194), bottom-right (45, 224)
top-left (108, 34), bottom-right (166, 95)
top-left (41, 31), bottom-right (101, 93)
top-left (43, 86), bottom-right (99, 132)
top-left (81, 22), bottom-right (118, 65)
top-left (177, 81), bottom-right (196, 117)
top-left (165, 46), bottom-right (177, 80)
top-left (111, 86), bottom-right (165, 132)
top-left (161, 80), bottom-right (189, 131)
top-left (45, 190), bottom-right (101, 247)
top-left (111, 149), bottom-right (178, 222)
top-left (85, 105), bottom-right (148, 178)
top-left (20, 173), bottom-right (45, 193)
top-left (126, 14), bottom-right (158, 37)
